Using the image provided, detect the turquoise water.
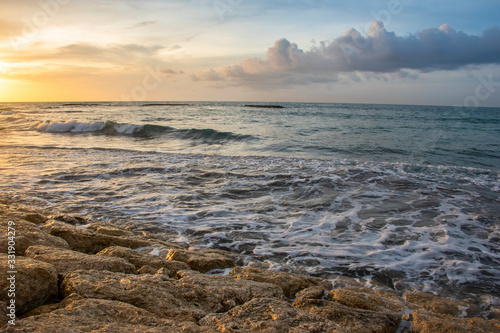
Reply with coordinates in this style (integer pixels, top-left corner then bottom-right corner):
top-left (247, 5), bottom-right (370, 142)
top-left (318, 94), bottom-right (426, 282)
top-left (1, 101), bottom-right (499, 300)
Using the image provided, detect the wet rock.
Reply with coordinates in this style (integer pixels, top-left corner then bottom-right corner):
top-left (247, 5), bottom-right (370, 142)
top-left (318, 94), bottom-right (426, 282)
top-left (230, 266), bottom-right (331, 298)
top-left (0, 255), bottom-right (58, 316)
top-left (412, 310), bottom-right (500, 333)
top-left (23, 212), bottom-right (48, 224)
top-left (3, 298), bottom-right (212, 333)
top-left (41, 220), bottom-right (153, 254)
top-left (0, 220), bottom-right (69, 256)
top-left (404, 292), bottom-right (470, 316)
top-left (138, 265), bottom-right (160, 275)
top-left (0, 301), bottom-right (10, 327)
top-left (25, 245), bottom-right (136, 276)
top-left (294, 297), bottom-right (401, 333)
top-left (200, 297), bottom-right (344, 333)
top-left (50, 214), bottom-right (88, 225)
top-left (61, 269), bottom-right (283, 321)
top-left (87, 222), bottom-right (134, 237)
top-left (330, 286), bottom-right (407, 313)
top-left (167, 248), bottom-right (236, 273)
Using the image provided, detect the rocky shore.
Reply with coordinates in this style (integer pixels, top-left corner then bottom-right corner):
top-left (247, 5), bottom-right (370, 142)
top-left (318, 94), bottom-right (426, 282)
top-left (1, 198), bottom-right (499, 332)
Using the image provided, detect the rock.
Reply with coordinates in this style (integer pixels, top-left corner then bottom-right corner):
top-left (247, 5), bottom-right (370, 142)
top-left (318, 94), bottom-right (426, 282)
top-left (50, 214), bottom-right (88, 225)
top-left (404, 292), bottom-right (470, 316)
top-left (330, 286), bottom-right (407, 313)
top-left (200, 297), bottom-right (344, 333)
top-left (41, 220), bottom-right (153, 254)
top-left (3, 298), bottom-right (214, 333)
top-left (61, 269), bottom-right (283, 322)
top-left (230, 266), bottom-right (331, 298)
top-left (87, 222), bottom-right (134, 237)
top-left (23, 213), bottom-right (48, 224)
top-left (25, 245), bottom-right (136, 276)
top-left (328, 274), bottom-right (368, 289)
top-left (20, 293), bottom-right (84, 318)
top-left (0, 255), bottom-right (58, 316)
top-left (167, 248), bottom-right (236, 273)
top-left (0, 220), bottom-right (69, 256)
top-left (412, 310), bottom-right (500, 333)
top-left (294, 286), bottom-right (327, 303)
top-left (138, 265), bottom-right (160, 275)
top-left (294, 296), bottom-right (401, 333)
top-left (0, 301), bottom-right (10, 327)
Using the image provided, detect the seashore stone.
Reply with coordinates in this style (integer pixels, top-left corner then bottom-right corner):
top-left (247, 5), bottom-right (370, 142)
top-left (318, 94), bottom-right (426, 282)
top-left (0, 301), bottom-right (9, 327)
top-left (87, 222), bottom-right (134, 237)
top-left (60, 269), bottom-right (284, 322)
top-left (412, 309), bottom-right (500, 333)
top-left (404, 292), bottom-right (471, 316)
top-left (167, 248), bottom-right (236, 273)
top-left (2, 298), bottom-right (215, 333)
top-left (20, 293), bottom-right (84, 319)
top-left (294, 296), bottom-right (401, 333)
top-left (138, 265), bottom-right (160, 275)
top-left (0, 220), bottom-right (69, 256)
top-left (230, 266), bottom-right (332, 298)
top-left (24, 245), bottom-right (136, 276)
top-left (200, 297), bottom-right (345, 333)
top-left (330, 286), bottom-right (408, 313)
top-left (0, 255), bottom-right (58, 316)
top-left (41, 220), bottom-right (153, 254)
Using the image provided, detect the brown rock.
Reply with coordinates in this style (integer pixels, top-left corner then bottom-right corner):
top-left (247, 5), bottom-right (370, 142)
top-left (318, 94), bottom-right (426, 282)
top-left (23, 213), bottom-right (48, 224)
top-left (0, 220), bottom-right (69, 256)
top-left (0, 301), bottom-right (10, 327)
top-left (25, 245), bottom-right (136, 276)
top-left (61, 269), bottom-right (283, 321)
top-left (294, 296), bottom-right (401, 333)
top-left (167, 248), bottom-right (236, 273)
top-left (0, 255), bottom-right (57, 316)
top-left (200, 297), bottom-right (345, 333)
top-left (230, 266), bottom-right (331, 298)
top-left (412, 310), bottom-right (500, 333)
top-left (330, 286), bottom-right (407, 313)
top-left (404, 292), bottom-right (470, 316)
top-left (20, 293), bottom-right (84, 318)
top-left (87, 222), bottom-right (134, 237)
top-left (41, 220), bottom-right (152, 254)
top-left (96, 246), bottom-right (190, 276)
top-left (138, 265), bottom-right (160, 275)
top-left (3, 298), bottom-right (214, 333)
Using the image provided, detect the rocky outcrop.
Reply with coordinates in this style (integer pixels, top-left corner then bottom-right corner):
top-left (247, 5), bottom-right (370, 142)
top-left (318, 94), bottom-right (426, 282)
top-left (404, 292), bottom-right (471, 316)
top-left (330, 286), bottom-right (408, 313)
top-left (0, 220), bottom-right (69, 256)
top-left (167, 248), bottom-right (236, 273)
top-left (0, 255), bottom-right (58, 316)
top-left (230, 266), bottom-right (331, 298)
top-left (96, 246), bottom-right (190, 276)
top-left (200, 297), bottom-right (344, 332)
top-left (25, 245), bottom-right (136, 276)
top-left (412, 309), bottom-right (500, 333)
top-left (60, 269), bottom-right (283, 322)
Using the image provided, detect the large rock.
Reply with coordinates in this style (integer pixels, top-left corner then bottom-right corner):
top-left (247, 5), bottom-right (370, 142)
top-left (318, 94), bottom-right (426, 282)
top-left (40, 220), bottom-right (153, 254)
top-left (25, 245), bottom-right (136, 276)
top-left (87, 222), bottom-right (134, 237)
top-left (3, 298), bottom-right (216, 333)
top-left (200, 297), bottom-right (345, 333)
top-left (230, 266), bottom-right (331, 298)
top-left (0, 220), bottom-right (69, 256)
top-left (60, 269), bottom-right (283, 322)
top-left (412, 310), bottom-right (500, 333)
top-left (330, 286), bottom-right (407, 313)
top-left (166, 248), bottom-right (236, 273)
top-left (97, 246), bottom-right (190, 276)
top-left (0, 255), bottom-right (57, 316)
top-left (404, 292), bottom-right (470, 316)
top-left (294, 295), bottom-right (401, 333)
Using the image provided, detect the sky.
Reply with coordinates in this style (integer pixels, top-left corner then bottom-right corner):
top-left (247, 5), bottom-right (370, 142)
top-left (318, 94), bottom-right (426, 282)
top-left (0, 0), bottom-right (499, 106)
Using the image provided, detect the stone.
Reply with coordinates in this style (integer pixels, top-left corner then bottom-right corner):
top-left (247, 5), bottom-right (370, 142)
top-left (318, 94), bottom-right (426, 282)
top-left (294, 296), bottom-right (401, 333)
top-left (404, 292), bottom-right (470, 316)
top-left (200, 297), bottom-right (345, 333)
top-left (230, 266), bottom-right (331, 298)
top-left (41, 220), bottom-right (153, 254)
top-left (0, 220), bottom-right (69, 256)
top-left (23, 213), bottom-right (48, 224)
top-left (330, 286), bottom-right (407, 313)
top-left (0, 301), bottom-right (10, 327)
top-left (412, 310), bottom-right (500, 333)
top-left (138, 265), bottom-right (160, 275)
top-left (167, 248), bottom-right (236, 273)
top-left (61, 269), bottom-right (283, 322)
top-left (20, 293), bottom-right (84, 318)
top-left (0, 255), bottom-right (58, 316)
top-left (87, 222), bottom-right (134, 237)
top-left (25, 245), bottom-right (136, 276)
top-left (3, 298), bottom-right (215, 333)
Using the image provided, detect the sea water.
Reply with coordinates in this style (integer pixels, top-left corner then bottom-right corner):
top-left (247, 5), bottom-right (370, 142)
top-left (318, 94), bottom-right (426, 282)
top-left (0, 101), bottom-right (499, 300)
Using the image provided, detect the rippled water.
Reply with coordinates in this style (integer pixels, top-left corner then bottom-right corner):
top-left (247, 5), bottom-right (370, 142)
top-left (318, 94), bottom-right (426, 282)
top-left (1, 101), bottom-right (499, 300)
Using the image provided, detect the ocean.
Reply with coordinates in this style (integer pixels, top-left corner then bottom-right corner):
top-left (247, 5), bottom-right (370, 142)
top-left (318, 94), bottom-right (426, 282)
top-left (1, 101), bottom-right (499, 301)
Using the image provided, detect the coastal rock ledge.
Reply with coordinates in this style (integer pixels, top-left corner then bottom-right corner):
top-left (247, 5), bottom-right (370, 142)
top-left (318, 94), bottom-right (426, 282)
top-left (1, 201), bottom-right (500, 332)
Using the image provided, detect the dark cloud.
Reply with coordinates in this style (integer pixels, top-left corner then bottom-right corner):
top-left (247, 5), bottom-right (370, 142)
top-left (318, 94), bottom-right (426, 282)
top-left (193, 22), bottom-right (500, 87)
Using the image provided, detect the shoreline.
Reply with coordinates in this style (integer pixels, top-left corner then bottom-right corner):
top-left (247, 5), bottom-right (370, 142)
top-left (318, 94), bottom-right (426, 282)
top-left (1, 197), bottom-right (499, 332)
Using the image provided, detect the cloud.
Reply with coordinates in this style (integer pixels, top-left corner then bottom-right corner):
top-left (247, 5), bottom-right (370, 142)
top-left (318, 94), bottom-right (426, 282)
top-left (124, 20), bottom-right (158, 29)
top-left (193, 21), bottom-right (500, 87)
